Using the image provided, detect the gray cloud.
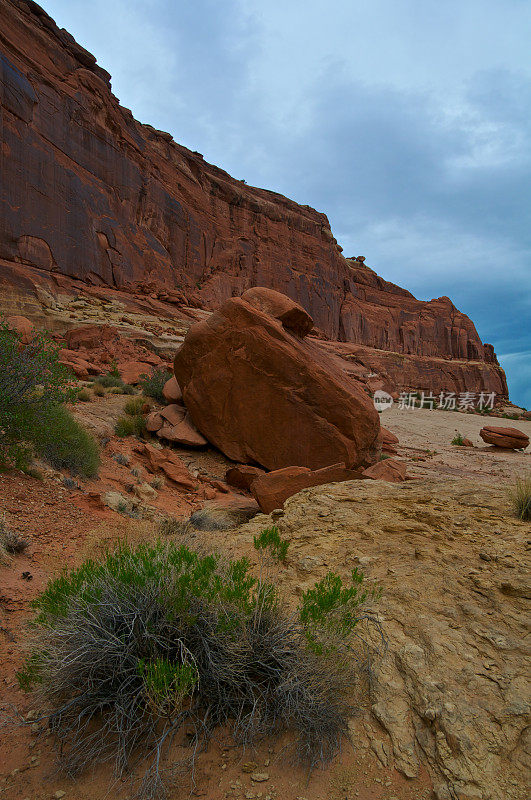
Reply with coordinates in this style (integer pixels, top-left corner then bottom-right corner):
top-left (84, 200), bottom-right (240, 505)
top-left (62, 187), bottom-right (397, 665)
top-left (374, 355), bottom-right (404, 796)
top-left (41, 0), bottom-right (531, 407)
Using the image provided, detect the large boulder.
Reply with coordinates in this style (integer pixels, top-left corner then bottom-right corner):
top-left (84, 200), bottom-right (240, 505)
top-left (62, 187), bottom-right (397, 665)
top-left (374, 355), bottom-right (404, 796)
top-left (479, 426), bottom-right (529, 450)
top-left (174, 294), bottom-right (381, 470)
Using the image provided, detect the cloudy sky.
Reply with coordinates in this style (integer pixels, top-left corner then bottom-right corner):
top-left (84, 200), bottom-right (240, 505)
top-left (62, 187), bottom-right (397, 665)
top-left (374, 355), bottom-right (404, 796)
top-left (42, 0), bottom-right (531, 407)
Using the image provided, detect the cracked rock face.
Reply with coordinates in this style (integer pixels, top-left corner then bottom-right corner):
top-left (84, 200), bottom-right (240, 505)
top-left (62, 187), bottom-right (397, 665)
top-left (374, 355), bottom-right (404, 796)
top-left (238, 479), bottom-right (530, 800)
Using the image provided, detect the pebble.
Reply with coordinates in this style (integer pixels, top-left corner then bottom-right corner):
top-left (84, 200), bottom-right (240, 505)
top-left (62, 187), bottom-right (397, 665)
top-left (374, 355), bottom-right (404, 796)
top-left (250, 773), bottom-right (269, 782)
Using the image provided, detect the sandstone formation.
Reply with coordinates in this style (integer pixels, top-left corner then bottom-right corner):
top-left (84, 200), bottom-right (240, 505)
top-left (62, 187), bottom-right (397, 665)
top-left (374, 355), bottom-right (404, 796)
top-left (250, 463), bottom-right (363, 513)
top-left (162, 376), bottom-right (182, 403)
top-left (362, 458), bottom-right (408, 482)
top-left (0, 0), bottom-right (508, 400)
top-left (480, 426), bottom-right (529, 450)
top-left (174, 295), bottom-right (382, 470)
top-left (239, 479), bottom-right (530, 800)
top-left (225, 465), bottom-right (267, 491)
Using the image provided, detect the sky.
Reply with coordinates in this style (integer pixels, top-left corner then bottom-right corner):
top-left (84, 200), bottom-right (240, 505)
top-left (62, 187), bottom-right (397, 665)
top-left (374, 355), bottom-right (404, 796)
top-left (41, 0), bottom-right (531, 407)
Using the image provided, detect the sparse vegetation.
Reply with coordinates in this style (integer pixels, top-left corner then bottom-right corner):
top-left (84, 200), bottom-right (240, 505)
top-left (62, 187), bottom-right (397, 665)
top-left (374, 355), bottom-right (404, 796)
top-left (76, 388), bottom-right (91, 402)
top-left (115, 414), bottom-right (147, 438)
top-left (451, 431), bottom-right (466, 446)
top-left (253, 525), bottom-right (290, 561)
top-left (157, 516), bottom-right (190, 536)
top-left (150, 475), bottom-right (164, 490)
top-left (0, 317), bottom-right (99, 476)
top-left (509, 475), bottom-right (531, 521)
top-left (0, 515), bottom-right (29, 563)
top-left (95, 372), bottom-right (124, 389)
top-left (139, 367), bottom-right (172, 404)
top-left (124, 396), bottom-right (146, 416)
top-left (93, 383), bottom-right (105, 397)
top-left (17, 540), bottom-right (382, 798)
top-left (113, 452), bottom-right (130, 466)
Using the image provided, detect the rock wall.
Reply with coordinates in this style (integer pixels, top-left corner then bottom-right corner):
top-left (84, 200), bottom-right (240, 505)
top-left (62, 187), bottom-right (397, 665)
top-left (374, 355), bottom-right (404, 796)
top-left (0, 0), bottom-right (508, 396)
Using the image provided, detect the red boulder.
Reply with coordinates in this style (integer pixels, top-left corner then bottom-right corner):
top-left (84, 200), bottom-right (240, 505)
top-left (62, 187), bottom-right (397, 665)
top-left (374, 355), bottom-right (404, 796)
top-left (174, 295), bottom-right (381, 471)
top-left (479, 426), bottom-right (529, 450)
top-left (250, 463), bottom-right (364, 514)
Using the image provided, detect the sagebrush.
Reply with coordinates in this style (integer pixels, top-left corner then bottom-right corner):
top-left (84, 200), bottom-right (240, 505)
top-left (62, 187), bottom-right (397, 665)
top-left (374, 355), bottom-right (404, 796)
top-left (17, 540), bottom-right (382, 798)
top-left (140, 367), bottom-right (172, 404)
top-left (0, 318), bottom-right (99, 476)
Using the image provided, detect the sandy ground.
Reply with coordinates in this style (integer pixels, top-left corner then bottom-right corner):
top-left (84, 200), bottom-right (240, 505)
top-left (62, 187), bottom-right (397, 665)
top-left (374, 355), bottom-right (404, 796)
top-left (380, 405), bottom-right (531, 484)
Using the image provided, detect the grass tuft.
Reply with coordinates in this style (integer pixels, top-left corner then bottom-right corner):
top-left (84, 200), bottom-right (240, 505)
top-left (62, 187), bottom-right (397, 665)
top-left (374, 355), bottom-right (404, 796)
top-left (509, 475), bottom-right (531, 521)
top-left (451, 431), bottom-right (466, 446)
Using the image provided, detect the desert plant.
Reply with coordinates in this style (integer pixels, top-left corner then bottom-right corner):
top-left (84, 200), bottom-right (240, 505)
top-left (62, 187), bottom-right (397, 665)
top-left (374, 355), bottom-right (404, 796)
top-left (0, 515), bottom-right (29, 563)
top-left (17, 541), bottom-right (382, 798)
top-left (95, 373), bottom-right (124, 389)
top-left (150, 475), bottom-right (164, 490)
top-left (139, 367), bottom-right (172, 404)
top-left (76, 388), bottom-right (91, 402)
top-left (115, 415), bottom-right (146, 438)
top-left (93, 383), bottom-right (105, 397)
top-left (451, 432), bottom-right (466, 446)
top-left (0, 318), bottom-right (99, 476)
top-left (121, 384), bottom-right (135, 395)
top-left (113, 453), bottom-right (130, 466)
top-left (157, 516), bottom-right (190, 536)
top-left (124, 396), bottom-right (146, 416)
top-left (253, 526), bottom-right (290, 562)
top-left (34, 405), bottom-right (100, 477)
top-left (509, 476), bottom-right (531, 521)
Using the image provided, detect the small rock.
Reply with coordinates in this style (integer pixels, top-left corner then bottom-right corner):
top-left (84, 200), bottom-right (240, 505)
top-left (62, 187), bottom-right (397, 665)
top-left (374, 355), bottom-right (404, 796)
top-left (250, 773), bottom-right (269, 782)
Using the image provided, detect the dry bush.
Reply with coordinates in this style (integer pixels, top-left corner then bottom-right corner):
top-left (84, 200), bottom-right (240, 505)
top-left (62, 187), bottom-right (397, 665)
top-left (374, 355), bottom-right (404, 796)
top-left (0, 515), bottom-right (29, 564)
top-left (509, 475), bottom-right (531, 521)
top-left (16, 540), bottom-right (383, 799)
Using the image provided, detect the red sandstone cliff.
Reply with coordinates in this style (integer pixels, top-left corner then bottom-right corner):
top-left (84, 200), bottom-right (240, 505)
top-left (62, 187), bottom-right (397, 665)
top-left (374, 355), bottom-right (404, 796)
top-left (0, 0), bottom-right (508, 397)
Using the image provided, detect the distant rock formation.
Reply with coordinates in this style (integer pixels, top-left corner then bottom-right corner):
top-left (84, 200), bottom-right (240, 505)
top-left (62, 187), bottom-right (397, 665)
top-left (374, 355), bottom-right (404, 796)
top-left (0, 0), bottom-right (508, 398)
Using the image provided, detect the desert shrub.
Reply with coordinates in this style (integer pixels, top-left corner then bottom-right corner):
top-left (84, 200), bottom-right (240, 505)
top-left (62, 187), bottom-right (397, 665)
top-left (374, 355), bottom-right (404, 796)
top-left (34, 405), bottom-right (100, 477)
top-left (93, 383), bottom-right (105, 397)
top-left (189, 506), bottom-right (251, 531)
top-left (451, 431), bottom-right (465, 446)
top-left (17, 541), bottom-right (382, 798)
top-left (0, 318), bottom-right (98, 476)
top-left (121, 384), bottom-right (135, 395)
top-left (139, 367), bottom-right (172, 404)
top-left (76, 388), bottom-right (91, 402)
top-left (115, 415), bottom-right (146, 438)
top-left (124, 396), bottom-right (146, 416)
top-left (113, 452), bottom-right (130, 466)
top-left (158, 516), bottom-right (190, 536)
top-left (150, 475), bottom-right (164, 490)
top-left (1, 515), bottom-right (29, 564)
top-left (509, 476), bottom-right (531, 521)
top-left (96, 373), bottom-right (124, 389)
top-left (253, 525), bottom-right (289, 562)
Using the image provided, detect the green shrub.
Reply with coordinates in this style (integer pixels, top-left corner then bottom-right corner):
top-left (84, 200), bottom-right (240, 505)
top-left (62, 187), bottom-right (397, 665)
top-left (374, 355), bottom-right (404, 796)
top-left (115, 415), bottom-right (146, 438)
top-left (76, 388), bottom-right (91, 402)
top-left (451, 431), bottom-right (466, 446)
top-left (509, 476), bottom-right (531, 521)
top-left (253, 526), bottom-right (289, 561)
top-left (33, 405), bottom-right (100, 477)
top-left (96, 373), bottom-right (124, 388)
top-left (139, 367), bottom-right (172, 404)
top-left (0, 318), bottom-right (98, 476)
top-left (17, 541), bottom-right (382, 797)
top-left (124, 396), bottom-right (146, 416)
top-left (121, 384), bottom-right (135, 395)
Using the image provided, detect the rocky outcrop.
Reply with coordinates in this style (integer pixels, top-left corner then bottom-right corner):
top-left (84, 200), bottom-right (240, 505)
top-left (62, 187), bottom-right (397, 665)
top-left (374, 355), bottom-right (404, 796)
top-left (174, 295), bottom-right (382, 471)
top-left (0, 0), bottom-right (508, 399)
top-left (239, 479), bottom-right (530, 800)
top-left (250, 463), bottom-right (364, 513)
